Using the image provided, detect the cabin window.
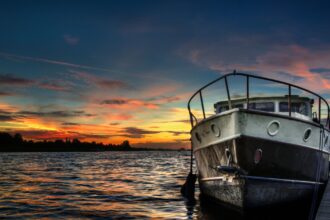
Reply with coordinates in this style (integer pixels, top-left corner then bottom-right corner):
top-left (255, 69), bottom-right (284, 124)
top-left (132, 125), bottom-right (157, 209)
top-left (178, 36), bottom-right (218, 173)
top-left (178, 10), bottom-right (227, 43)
top-left (217, 103), bottom-right (243, 113)
top-left (248, 102), bottom-right (274, 112)
top-left (233, 104), bottom-right (244, 109)
top-left (218, 106), bottom-right (229, 113)
top-left (279, 102), bottom-right (308, 116)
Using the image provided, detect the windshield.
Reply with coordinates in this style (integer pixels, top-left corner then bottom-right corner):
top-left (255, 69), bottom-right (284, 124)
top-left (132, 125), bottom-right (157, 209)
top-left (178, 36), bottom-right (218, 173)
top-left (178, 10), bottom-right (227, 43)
top-left (279, 102), bottom-right (308, 116)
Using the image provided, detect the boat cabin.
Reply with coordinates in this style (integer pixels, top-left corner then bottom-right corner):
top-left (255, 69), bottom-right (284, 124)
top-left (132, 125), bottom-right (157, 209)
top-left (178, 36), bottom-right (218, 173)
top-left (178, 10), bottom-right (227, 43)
top-left (214, 96), bottom-right (314, 121)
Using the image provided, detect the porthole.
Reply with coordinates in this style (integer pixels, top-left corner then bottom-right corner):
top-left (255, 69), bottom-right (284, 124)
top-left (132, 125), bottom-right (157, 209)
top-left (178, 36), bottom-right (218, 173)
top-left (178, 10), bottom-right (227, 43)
top-left (195, 132), bottom-right (202, 143)
top-left (303, 128), bottom-right (312, 142)
top-left (211, 124), bottom-right (221, 137)
top-left (267, 120), bottom-right (280, 136)
top-left (254, 148), bottom-right (263, 164)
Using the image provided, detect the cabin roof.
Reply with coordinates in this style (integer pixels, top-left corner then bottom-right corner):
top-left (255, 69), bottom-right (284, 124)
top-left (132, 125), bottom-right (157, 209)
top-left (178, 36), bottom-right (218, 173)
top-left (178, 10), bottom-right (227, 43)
top-left (214, 95), bottom-right (312, 107)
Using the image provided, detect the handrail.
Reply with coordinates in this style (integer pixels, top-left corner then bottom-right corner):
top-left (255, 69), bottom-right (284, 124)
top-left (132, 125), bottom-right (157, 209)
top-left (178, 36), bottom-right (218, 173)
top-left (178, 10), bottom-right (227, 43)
top-left (187, 71), bottom-right (330, 129)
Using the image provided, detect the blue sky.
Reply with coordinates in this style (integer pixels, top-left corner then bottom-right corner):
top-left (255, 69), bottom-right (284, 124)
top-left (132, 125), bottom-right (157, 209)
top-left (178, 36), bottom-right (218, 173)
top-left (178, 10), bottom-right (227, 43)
top-left (0, 0), bottom-right (330, 148)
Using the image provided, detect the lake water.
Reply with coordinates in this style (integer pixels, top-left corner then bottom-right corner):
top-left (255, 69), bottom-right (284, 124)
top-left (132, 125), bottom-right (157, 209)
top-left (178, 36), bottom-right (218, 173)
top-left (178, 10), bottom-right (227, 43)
top-left (0, 151), bottom-right (203, 219)
top-left (0, 151), bottom-right (311, 219)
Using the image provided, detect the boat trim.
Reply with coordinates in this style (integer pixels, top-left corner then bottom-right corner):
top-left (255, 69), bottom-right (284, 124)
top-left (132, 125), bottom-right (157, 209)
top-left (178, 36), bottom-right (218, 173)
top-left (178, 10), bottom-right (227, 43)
top-left (193, 133), bottom-right (330, 154)
top-left (201, 175), bottom-right (324, 185)
top-left (191, 108), bottom-right (329, 133)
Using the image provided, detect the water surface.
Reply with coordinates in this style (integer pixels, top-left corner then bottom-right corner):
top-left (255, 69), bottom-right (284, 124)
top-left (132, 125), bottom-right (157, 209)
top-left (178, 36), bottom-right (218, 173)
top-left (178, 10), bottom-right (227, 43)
top-left (0, 151), bottom-right (205, 219)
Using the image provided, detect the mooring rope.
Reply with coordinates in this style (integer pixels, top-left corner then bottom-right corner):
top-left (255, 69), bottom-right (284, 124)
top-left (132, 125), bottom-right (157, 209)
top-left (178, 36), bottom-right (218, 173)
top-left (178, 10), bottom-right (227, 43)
top-left (308, 124), bottom-right (324, 220)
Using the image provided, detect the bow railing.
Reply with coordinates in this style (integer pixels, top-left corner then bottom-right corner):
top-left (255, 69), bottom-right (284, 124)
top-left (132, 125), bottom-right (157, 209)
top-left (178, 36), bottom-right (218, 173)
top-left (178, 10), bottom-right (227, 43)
top-left (187, 72), bottom-right (330, 129)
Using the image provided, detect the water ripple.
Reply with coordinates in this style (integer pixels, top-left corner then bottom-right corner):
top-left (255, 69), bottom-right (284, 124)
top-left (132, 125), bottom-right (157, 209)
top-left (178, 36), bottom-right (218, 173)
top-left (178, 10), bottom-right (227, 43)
top-left (0, 151), bottom-right (202, 219)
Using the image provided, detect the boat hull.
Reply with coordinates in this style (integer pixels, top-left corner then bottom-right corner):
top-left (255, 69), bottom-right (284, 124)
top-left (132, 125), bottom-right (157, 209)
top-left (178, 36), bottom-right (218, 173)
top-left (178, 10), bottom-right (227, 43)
top-left (196, 135), bottom-right (328, 209)
top-left (192, 110), bottom-right (330, 209)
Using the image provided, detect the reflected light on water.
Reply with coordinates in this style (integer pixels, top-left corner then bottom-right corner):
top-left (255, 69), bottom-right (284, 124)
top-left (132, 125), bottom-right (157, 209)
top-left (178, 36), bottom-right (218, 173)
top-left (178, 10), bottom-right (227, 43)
top-left (0, 151), bottom-right (203, 219)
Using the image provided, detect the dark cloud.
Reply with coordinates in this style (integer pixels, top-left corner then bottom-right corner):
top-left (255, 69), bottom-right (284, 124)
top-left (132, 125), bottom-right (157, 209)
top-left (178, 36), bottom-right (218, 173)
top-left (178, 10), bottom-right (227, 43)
top-left (0, 74), bottom-right (34, 85)
top-left (67, 131), bottom-right (110, 139)
top-left (0, 115), bottom-right (15, 121)
top-left (271, 72), bottom-right (305, 81)
top-left (96, 79), bottom-right (129, 89)
top-left (101, 99), bottom-right (128, 105)
top-left (123, 127), bottom-right (160, 138)
top-left (100, 98), bottom-right (159, 109)
top-left (145, 95), bottom-right (181, 103)
top-left (310, 68), bottom-right (330, 79)
top-left (310, 68), bottom-right (330, 73)
top-left (18, 110), bottom-right (95, 118)
top-left (0, 91), bottom-right (14, 96)
top-left (165, 130), bottom-right (190, 136)
top-left (110, 122), bottom-right (120, 126)
top-left (71, 71), bottom-right (131, 90)
top-left (62, 122), bottom-right (80, 126)
top-left (38, 81), bottom-right (69, 91)
top-left (157, 119), bottom-right (190, 124)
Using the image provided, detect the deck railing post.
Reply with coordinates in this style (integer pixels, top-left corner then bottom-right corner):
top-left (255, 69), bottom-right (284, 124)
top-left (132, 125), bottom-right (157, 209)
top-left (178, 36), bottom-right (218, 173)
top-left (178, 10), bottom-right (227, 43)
top-left (246, 76), bottom-right (249, 109)
top-left (288, 85), bottom-right (292, 117)
top-left (328, 109), bottom-right (330, 129)
top-left (189, 112), bottom-right (194, 128)
top-left (200, 91), bottom-right (206, 119)
top-left (224, 76), bottom-right (232, 109)
top-left (319, 98), bottom-right (321, 124)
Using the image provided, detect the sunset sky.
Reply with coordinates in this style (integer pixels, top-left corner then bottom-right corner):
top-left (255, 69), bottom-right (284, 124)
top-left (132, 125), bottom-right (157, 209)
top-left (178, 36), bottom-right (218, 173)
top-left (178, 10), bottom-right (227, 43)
top-left (1, 0), bottom-right (330, 148)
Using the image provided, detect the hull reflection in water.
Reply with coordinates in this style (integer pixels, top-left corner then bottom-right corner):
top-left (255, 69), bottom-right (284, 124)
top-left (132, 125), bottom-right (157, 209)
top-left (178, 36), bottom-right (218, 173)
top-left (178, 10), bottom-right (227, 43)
top-left (198, 193), bottom-right (313, 220)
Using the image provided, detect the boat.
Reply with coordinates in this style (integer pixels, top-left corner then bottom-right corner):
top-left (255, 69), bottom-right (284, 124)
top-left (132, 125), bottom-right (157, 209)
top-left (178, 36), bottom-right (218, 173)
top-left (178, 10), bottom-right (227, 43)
top-left (187, 72), bottom-right (330, 211)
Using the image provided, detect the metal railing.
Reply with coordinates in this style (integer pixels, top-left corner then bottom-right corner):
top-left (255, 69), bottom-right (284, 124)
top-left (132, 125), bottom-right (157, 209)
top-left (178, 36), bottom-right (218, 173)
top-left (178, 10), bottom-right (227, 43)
top-left (187, 71), bottom-right (330, 129)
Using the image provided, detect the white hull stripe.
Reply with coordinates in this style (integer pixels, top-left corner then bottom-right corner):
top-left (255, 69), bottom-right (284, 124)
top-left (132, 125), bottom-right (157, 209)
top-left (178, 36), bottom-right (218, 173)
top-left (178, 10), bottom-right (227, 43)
top-left (200, 175), bottom-right (324, 185)
top-left (194, 134), bottom-right (330, 154)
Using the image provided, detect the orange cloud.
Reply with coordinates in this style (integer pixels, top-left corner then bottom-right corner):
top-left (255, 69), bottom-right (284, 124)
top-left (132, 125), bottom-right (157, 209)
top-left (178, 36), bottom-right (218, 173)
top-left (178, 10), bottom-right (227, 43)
top-left (108, 113), bottom-right (134, 121)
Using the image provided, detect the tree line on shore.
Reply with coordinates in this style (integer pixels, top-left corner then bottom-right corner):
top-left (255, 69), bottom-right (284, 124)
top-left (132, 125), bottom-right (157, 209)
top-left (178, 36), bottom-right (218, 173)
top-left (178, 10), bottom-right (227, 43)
top-left (0, 132), bottom-right (135, 152)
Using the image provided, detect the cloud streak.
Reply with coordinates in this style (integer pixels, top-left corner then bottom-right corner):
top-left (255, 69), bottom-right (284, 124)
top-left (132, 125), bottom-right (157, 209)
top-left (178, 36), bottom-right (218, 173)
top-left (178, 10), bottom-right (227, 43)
top-left (38, 81), bottom-right (69, 91)
top-left (0, 74), bottom-right (34, 86)
top-left (122, 127), bottom-right (160, 138)
top-left (0, 115), bottom-right (15, 122)
top-left (100, 98), bottom-right (159, 109)
top-left (0, 91), bottom-right (14, 96)
top-left (18, 110), bottom-right (95, 118)
top-left (71, 71), bottom-right (131, 90)
top-left (0, 52), bottom-right (114, 73)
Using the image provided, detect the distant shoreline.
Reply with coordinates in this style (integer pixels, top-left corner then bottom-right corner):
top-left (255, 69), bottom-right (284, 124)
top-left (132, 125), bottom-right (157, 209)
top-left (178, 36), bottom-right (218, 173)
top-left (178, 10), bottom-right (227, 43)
top-left (0, 149), bottom-right (187, 152)
top-left (0, 132), bottom-right (187, 152)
